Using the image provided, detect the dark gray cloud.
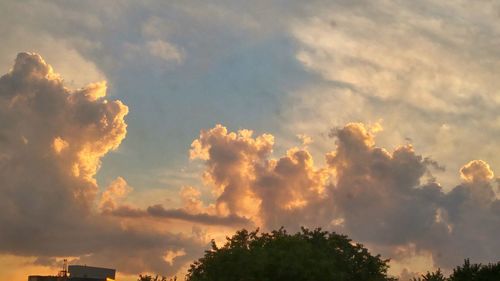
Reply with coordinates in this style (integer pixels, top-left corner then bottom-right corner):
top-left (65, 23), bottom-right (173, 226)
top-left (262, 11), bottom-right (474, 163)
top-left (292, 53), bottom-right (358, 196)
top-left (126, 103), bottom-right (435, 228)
top-left (324, 125), bottom-right (499, 268)
top-left (108, 204), bottom-right (252, 227)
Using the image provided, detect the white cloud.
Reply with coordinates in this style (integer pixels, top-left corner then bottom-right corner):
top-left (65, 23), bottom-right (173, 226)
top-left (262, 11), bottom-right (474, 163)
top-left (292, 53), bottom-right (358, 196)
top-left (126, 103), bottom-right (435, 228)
top-left (0, 30), bottom-right (105, 88)
top-left (285, 0), bottom-right (500, 189)
top-left (147, 39), bottom-right (184, 63)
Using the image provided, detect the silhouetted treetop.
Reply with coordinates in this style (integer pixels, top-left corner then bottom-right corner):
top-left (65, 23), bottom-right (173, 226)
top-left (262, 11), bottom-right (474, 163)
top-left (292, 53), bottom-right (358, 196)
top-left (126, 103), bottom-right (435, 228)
top-left (448, 259), bottom-right (500, 281)
top-left (138, 274), bottom-right (176, 281)
top-left (186, 227), bottom-right (396, 281)
top-left (411, 269), bottom-right (446, 281)
top-left (409, 259), bottom-right (500, 281)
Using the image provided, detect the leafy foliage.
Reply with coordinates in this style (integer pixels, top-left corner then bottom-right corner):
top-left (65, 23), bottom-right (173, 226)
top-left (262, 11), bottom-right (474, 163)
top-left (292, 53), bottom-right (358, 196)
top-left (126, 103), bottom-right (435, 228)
top-left (411, 269), bottom-right (446, 281)
top-left (138, 230), bottom-right (500, 281)
top-left (186, 227), bottom-right (396, 281)
top-left (448, 259), bottom-right (500, 281)
top-left (409, 260), bottom-right (500, 281)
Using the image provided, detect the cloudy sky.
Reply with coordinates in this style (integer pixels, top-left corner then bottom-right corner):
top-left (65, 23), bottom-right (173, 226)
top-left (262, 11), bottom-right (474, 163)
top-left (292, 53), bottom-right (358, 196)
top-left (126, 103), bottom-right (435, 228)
top-left (1, 1), bottom-right (499, 280)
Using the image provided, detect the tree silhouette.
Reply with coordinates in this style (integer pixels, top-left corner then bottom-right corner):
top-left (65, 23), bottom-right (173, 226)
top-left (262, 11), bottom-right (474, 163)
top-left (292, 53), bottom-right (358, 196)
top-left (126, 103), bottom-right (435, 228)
top-left (407, 260), bottom-right (500, 281)
top-left (411, 269), bottom-right (446, 281)
top-left (139, 232), bottom-right (500, 281)
top-left (186, 227), bottom-right (396, 281)
top-left (448, 259), bottom-right (500, 281)
top-left (138, 274), bottom-right (176, 281)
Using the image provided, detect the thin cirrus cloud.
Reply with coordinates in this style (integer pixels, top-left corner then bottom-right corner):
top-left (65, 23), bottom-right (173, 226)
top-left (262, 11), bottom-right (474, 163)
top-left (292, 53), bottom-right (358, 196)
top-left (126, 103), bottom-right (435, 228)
top-left (124, 39), bottom-right (185, 66)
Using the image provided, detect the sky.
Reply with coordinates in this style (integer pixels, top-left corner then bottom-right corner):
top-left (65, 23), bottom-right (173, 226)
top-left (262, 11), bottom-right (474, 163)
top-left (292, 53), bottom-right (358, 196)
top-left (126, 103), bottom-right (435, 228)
top-left (0, 0), bottom-right (499, 280)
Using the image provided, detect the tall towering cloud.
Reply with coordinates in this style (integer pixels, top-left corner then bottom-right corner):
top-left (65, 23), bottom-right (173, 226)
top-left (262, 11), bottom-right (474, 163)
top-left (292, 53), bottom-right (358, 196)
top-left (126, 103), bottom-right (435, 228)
top-left (190, 125), bottom-right (274, 221)
top-left (0, 53), bottom-right (202, 276)
top-left (439, 160), bottom-right (500, 267)
top-left (0, 53), bottom-right (127, 251)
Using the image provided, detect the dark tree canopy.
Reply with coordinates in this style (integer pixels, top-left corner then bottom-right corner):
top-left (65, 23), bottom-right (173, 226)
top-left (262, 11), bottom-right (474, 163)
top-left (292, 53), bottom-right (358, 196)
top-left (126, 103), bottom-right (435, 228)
top-left (411, 269), bottom-right (446, 281)
top-left (138, 275), bottom-right (176, 281)
top-left (186, 227), bottom-right (396, 281)
top-left (410, 260), bottom-right (500, 281)
top-left (138, 230), bottom-right (500, 281)
top-left (448, 259), bottom-right (500, 281)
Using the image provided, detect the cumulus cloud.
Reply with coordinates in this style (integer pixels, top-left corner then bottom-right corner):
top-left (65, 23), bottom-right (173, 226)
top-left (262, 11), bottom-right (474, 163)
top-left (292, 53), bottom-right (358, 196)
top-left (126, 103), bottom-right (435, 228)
top-left (190, 123), bottom-right (500, 272)
top-left (4, 0), bottom-right (499, 278)
top-left (0, 52), bottom-right (203, 276)
top-left (325, 123), bottom-right (446, 246)
top-left (179, 186), bottom-right (205, 214)
top-left (439, 160), bottom-right (500, 267)
top-left (190, 125), bottom-right (274, 221)
top-left (99, 177), bottom-right (133, 213)
top-left (0, 52), bottom-right (128, 230)
top-left (459, 160), bottom-right (494, 184)
top-left (1, 51), bottom-right (498, 276)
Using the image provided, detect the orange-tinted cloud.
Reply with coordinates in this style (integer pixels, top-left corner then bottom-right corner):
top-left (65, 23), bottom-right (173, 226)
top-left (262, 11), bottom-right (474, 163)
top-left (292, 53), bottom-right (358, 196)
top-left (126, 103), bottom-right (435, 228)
top-left (2, 52), bottom-right (498, 277)
top-left (190, 123), bottom-right (500, 270)
top-left (0, 53), bottom-right (203, 276)
top-left (99, 177), bottom-right (133, 213)
top-left (190, 125), bottom-right (274, 220)
top-left (460, 160), bottom-right (494, 183)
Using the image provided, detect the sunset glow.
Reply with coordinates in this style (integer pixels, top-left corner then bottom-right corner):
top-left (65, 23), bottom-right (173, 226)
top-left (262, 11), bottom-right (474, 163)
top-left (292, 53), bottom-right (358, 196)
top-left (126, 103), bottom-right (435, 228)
top-left (1, 1), bottom-right (499, 280)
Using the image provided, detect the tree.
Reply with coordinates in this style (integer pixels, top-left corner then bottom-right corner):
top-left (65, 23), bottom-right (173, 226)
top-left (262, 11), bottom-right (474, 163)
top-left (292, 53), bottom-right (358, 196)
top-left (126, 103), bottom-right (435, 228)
top-left (448, 259), bottom-right (500, 281)
top-left (138, 275), bottom-right (176, 281)
top-left (411, 269), bottom-right (446, 281)
top-left (407, 260), bottom-right (500, 281)
top-left (186, 227), bottom-right (396, 281)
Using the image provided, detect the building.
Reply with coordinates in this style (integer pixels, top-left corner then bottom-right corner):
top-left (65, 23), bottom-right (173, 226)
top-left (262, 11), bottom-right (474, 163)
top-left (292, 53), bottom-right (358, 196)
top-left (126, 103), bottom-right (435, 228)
top-left (28, 277), bottom-right (64, 281)
top-left (28, 264), bottom-right (116, 281)
top-left (68, 265), bottom-right (115, 280)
